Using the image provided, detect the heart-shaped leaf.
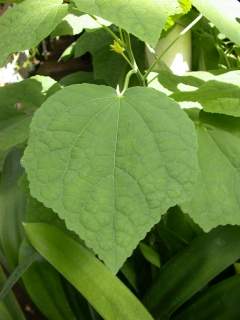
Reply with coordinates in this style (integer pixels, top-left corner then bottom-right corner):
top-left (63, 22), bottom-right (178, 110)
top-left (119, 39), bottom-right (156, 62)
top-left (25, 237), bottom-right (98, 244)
top-left (22, 84), bottom-right (198, 272)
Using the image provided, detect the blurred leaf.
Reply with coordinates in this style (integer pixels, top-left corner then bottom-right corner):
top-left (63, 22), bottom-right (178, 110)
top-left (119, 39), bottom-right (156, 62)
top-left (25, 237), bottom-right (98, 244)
top-left (192, 0), bottom-right (240, 45)
top-left (0, 304), bottom-right (13, 320)
top-left (191, 18), bottom-right (220, 71)
top-left (24, 223), bottom-right (154, 320)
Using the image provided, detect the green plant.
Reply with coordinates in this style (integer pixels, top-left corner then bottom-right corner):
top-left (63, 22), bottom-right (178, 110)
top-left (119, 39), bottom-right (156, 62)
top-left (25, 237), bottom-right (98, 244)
top-left (0, 0), bottom-right (240, 319)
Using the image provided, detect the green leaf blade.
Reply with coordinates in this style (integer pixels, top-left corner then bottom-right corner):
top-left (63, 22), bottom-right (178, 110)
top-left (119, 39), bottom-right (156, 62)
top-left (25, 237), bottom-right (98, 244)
top-left (22, 84), bottom-right (198, 272)
top-left (192, 0), bottom-right (240, 45)
top-left (24, 222), bottom-right (154, 320)
top-left (144, 225), bottom-right (240, 318)
top-left (172, 79), bottom-right (240, 117)
top-left (0, 0), bottom-right (68, 66)
top-left (73, 0), bottom-right (183, 47)
top-left (174, 274), bottom-right (240, 320)
top-left (182, 110), bottom-right (240, 230)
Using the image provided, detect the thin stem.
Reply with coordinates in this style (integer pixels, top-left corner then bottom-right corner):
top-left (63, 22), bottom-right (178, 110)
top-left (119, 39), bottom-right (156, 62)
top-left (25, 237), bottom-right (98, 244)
top-left (119, 27), bottom-right (125, 43)
top-left (119, 69), bottom-right (137, 96)
top-left (90, 16), bottom-right (145, 86)
top-left (124, 31), bottom-right (146, 86)
top-left (89, 15), bottom-right (121, 43)
top-left (121, 52), bottom-right (134, 69)
top-left (145, 13), bottom-right (203, 82)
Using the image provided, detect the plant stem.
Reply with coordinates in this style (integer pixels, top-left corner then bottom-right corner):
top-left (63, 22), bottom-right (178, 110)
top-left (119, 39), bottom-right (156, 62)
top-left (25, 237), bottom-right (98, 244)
top-left (124, 31), bottom-right (146, 86)
top-left (89, 15), bottom-right (121, 43)
top-left (145, 13), bottom-right (203, 82)
top-left (118, 69), bottom-right (137, 96)
top-left (90, 16), bottom-right (145, 86)
top-left (121, 52), bottom-right (134, 68)
top-left (119, 27), bottom-right (125, 43)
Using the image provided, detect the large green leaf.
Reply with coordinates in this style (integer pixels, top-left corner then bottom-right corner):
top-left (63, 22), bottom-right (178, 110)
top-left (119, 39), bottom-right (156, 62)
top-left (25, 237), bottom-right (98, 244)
top-left (144, 225), bottom-right (240, 319)
top-left (24, 223), bottom-right (154, 320)
top-left (22, 84), bottom-right (198, 272)
top-left (0, 0), bottom-right (68, 66)
top-left (182, 110), bottom-right (240, 230)
top-left (192, 0), bottom-right (240, 45)
top-left (73, 0), bottom-right (184, 47)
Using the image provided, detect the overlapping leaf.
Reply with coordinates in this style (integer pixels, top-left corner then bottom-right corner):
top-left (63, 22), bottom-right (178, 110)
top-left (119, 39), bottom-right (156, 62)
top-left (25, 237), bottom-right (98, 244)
top-left (73, 0), bottom-right (184, 47)
top-left (173, 80), bottom-right (240, 117)
top-left (182, 110), bottom-right (240, 230)
top-left (0, 0), bottom-right (68, 66)
top-left (51, 14), bottom-right (108, 37)
top-left (74, 28), bottom-right (129, 87)
top-left (192, 0), bottom-right (240, 45)
top-left (0, 78), bottom-right (54, 170)
top-left (0, 148), bottom-right (26, 270)
top-left (156, 70), bottom-right (240, 117)
top-left (24, 223), bottom-right (154, 320)
top-left (22, 84), bottom-right (198, 272)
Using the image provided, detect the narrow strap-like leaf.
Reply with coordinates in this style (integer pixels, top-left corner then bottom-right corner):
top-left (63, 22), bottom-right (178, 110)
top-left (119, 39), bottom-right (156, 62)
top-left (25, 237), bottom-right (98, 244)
top-left (24, 223), bottom-right (154, 320)
top-left (139, 243), bottom-right (161, 268)
top-left (0, 252), bottom-right (40, 301)
top-left (0, 266), bottom-right (26, 320)
top-left (144, 226), bottom-right (240, 319)
top-left (0, 248), bottom-right (9, 272)
top-left (173, 275), bottom-right (240, 320)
